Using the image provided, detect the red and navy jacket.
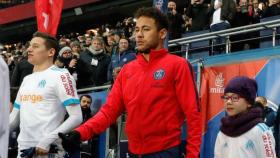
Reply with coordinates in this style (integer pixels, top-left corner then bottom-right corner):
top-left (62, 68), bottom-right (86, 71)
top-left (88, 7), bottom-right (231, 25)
top-left (75, 49), bottom-right (202, 158)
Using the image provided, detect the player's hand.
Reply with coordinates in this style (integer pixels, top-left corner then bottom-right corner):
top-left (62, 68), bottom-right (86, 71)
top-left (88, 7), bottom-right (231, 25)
top-left (58, 131), bottom-right (81, 153)
top-left (35, 147), bottom-right (48, 155)
top-left (20, 147), bottom-right (36, 158)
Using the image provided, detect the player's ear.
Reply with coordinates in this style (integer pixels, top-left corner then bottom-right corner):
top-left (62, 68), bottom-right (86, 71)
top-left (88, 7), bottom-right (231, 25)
top-left (159, 28), bottom-right (167, 40)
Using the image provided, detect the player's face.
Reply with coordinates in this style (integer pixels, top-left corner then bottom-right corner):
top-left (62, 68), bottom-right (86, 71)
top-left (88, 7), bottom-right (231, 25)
top-left (27, 37), bottom-right (52, 65)
top-left (134, 16), bottom-right (166, 53)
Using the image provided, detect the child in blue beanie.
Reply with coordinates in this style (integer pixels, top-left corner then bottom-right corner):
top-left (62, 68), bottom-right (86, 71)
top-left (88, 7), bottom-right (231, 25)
top-left (214, 76), bottom-right (276, 158)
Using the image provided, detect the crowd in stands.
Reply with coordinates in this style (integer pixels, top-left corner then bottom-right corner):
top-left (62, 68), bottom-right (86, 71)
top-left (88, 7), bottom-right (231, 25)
top-left (0, 15), bottom-right (137, 90)
top-left (0, 1), bottom-right (280, 157)
top-left (0, 0), bottom-right (32, 9)
top-left (0, 0), bottom-right (279, 91)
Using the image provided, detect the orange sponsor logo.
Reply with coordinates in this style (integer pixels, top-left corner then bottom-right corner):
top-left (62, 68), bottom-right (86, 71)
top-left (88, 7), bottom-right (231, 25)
top-left (20, 95), bottom-right (43, 103)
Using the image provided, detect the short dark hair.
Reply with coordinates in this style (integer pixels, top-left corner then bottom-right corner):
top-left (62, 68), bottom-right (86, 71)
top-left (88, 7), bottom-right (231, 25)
top-left (134, 7), bottom-right (169, 31)
top-left (80, 94), bottom-right (92, 103)
top-left (32, 31), bottom-right (59, 62)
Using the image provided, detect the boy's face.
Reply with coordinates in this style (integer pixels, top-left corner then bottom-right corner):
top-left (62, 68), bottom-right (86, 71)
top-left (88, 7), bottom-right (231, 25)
top-left (222, 93), bottom-right (251, 116)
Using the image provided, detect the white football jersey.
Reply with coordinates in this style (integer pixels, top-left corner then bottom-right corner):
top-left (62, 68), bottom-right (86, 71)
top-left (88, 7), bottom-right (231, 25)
top-left (215, 123), bottom-right (276, 158)
top-left (0, 57), bottom-right (10, 158)
top-left (14, 65), bottom-right (80, 148)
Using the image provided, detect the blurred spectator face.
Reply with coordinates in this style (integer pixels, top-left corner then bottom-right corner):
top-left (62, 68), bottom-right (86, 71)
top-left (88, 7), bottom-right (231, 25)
top-left (135, 16), bottom-right (166, 52)
top-left (269, 0), bottom-right (278, 5)
top-left (85, 37), bottom-right (92, 46)
top-left (77, 36), bottom-right (85, 43)
top-left (114, 34), bottom-right (121, 43)
top-left (27, 37), bottom-right (52, 65)
top-left (240, 0), bottom-right (248, 5)
top-left (92, 39), bottom-right (102, 51)
top-left (80, 96), bottom-right (92, 109)
top-left (71, 45), bottom-right (81, 54)
top-left (107, 35), bottom-right (115, 46)
top-left (168, 1), bottom-right (176, 10)
top-left (240, 0), bottom-right (249, 12)
top-left (62, 50), bottom-right (72, 59)
top-left (59, 41), bottom-right (67, 47)
top-left (253, 0), bottom-right (259, 8)
top-left (119, 38), bottom-right (129, 53)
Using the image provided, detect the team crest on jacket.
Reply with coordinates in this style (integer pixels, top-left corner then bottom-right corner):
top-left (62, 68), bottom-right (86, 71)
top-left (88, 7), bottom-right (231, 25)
top-left (153, 69), bottom-right (165, 80)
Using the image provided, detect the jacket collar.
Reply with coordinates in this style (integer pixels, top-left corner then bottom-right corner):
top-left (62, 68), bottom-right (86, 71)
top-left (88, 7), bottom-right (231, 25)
top-left (137, 49), bottom-right (168, 64)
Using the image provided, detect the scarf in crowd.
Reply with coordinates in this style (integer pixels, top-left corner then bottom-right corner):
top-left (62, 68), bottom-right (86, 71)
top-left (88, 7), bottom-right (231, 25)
top-left (88, 46), bottom-right (104, 55)
top-left (220, 107), bottom-right (263, 137)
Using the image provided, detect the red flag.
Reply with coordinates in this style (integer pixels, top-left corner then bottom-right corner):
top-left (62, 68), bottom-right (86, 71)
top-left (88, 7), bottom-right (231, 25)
top-left (35, 0), bottom-right (64, 37)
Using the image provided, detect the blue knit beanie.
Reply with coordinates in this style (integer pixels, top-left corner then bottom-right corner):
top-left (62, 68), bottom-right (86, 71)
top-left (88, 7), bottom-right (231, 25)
top-left (224, 76), bottom-right (258, 105)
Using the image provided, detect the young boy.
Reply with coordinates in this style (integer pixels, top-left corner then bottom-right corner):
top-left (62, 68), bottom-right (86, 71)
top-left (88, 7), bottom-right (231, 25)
top-left (214, 76), bottom-right (276, 158)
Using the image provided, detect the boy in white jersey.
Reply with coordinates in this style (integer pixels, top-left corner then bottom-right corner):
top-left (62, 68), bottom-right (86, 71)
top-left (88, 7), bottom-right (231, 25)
top-left (0, 56), bottom-right (10, 158)
top-left (215, 76), bottom-right (276, 158)
top-left (9, 32), bottom-right (82, 157)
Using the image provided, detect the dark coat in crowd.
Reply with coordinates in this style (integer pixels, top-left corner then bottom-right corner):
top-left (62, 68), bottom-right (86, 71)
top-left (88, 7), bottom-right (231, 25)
top-left (209, 0), bottom-right (236, 24)
top-left (11, 58), bottom-right (33, 87)
top-left (80, 49), bottom-right (111, 86)
top-left (107, 49), bottom-right (136, 81)
top-left (263, 107), bottom-right (276, 127)
top-left (186, 3), bottom-right (211, 31)
top-left (67, 58), bottom-right (94, 89)
top-left (167, 11), bottom-right (185, 40)
top-left (263, 4), bottom-right (280, 18)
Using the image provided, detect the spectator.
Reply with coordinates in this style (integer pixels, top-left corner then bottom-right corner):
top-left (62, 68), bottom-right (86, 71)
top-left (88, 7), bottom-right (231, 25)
top-left (231, 0), bottom-right (256, 52)
top-left (215, 76), bottom-right (276, 158)
top-left (59, 7), bottom-right (202, 158)
top-left (55, 46), bottom-right (73, 68)
top-left (186, 0), bottom-right (211, 31)
top-left (167, 0), bottom-right (185, 40)
top-left (80, 95), bottom-right (93, 123)
top-left (56, 46), bottom-right (94, 89)
top-left (59, 38), bottom-right (69, 47)
top-left (107, 38), bottom-right (136, 82)
top-left (252, 0), bottom-right (264, 21)
top-left (105, 33), bottom-right (118, 56)
top-left (70, 41), bottom-right (82, 58)
top-left (112, 31), bottom-right (122, 44)
top-left (255, 96), bottom-right (276, 127)
top-left (0, 56), bottom-right (10, 158)
top-left (263, 0), bottom-right (280, 17)
top-left (10, 51), bottom-right (33, 88)
top-left (80, 37), bottom-right (111, 86)
top-left (9, 31), bottom-right (82, 157)
top-left (84, 36), bottom-right (92, 48)
top-left (209, 0), bottom-right (236, 54)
